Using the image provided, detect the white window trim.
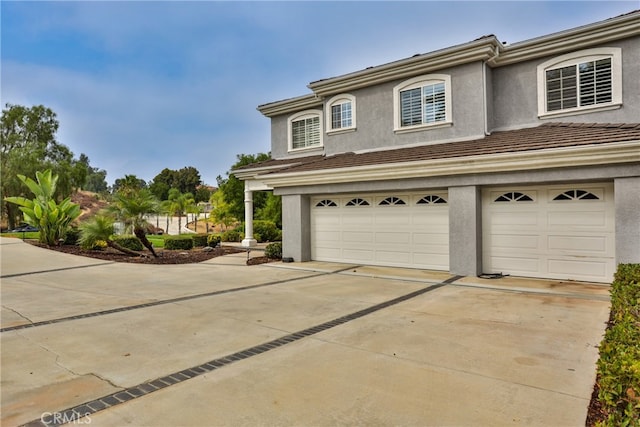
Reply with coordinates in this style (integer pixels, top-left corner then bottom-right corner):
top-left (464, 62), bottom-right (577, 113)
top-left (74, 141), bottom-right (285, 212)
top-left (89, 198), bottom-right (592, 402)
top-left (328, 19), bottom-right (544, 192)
top-left (326, 94), bottom-right (356, 134)
top-left (393, 74), bottom-right (453, 133)
top-left (537, 47), bottom-right (622, 119)
top-left (288, 109), bottom-right (323, 153)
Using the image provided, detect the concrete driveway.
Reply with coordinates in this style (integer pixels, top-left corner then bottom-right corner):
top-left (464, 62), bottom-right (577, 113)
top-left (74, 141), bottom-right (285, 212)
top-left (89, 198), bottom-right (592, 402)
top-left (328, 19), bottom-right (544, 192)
top-left (0, 237), bottom-right (610, 426)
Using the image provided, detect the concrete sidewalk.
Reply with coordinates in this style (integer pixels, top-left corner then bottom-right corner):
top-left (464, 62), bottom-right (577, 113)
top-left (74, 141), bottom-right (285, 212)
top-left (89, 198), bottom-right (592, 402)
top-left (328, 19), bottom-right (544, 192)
top-left (0, 237), bottom-right (610, 426)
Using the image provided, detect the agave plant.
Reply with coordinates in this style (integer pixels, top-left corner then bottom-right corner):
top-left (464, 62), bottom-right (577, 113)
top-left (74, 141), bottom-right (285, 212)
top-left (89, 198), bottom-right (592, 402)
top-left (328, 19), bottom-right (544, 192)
top-left (4, 170), bottom-right (80, 246)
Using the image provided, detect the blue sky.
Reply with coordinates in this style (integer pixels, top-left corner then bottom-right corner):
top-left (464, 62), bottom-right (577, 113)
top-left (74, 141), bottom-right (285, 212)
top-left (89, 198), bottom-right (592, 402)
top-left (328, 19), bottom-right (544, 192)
top-left (2, 1), bottom-right (636, 187)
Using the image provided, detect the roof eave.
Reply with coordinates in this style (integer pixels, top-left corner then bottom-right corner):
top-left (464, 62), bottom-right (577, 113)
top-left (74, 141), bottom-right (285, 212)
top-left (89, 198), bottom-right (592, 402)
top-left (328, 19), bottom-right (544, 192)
top-left (257, 94), bottom-right (323, 118)
top-left (255, 141), bottom-right (640, 187)
top-left (491, 10), bottom-right (640, 66)
top-left (307, 37), bottom-right (501, 97)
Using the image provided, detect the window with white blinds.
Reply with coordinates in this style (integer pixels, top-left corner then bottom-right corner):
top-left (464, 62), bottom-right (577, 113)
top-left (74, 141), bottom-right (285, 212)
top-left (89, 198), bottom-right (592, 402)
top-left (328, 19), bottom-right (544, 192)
top-left (288, 110), bottom-right (323, 151)
top-left (546, 58), bottom-right (612, 112)
top-left (326, 94), bottom-right (356, 133)
top-left (537, 48), bottom-right (621, 117)
top-left (393, 74), bottom-right (451, 131)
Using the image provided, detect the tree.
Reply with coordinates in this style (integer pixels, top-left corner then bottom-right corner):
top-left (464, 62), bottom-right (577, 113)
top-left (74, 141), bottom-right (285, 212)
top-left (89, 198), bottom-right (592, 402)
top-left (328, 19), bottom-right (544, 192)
top-left (107, 189), bottom-right (160, 257)
top-left (257, 192), bottom-right (282, 228)
top-left (1, 104), bottom-right (76, 229)
top-left (166, 189), bottom-right (195, 234)
top-left (78, 153), bottom-right (108, 193)
top-left (217, 153), bottom-right (271, 221)
top-left (149, 166), bottom-right (203, 200)
top-left (149, 168), bottom-right (177, 200)
top-left (112, 174), bottom-right (147, 194)
top-left (209, 190), bottom-right (235, 231)
top-left (4, 170), bottom-right (80, 245)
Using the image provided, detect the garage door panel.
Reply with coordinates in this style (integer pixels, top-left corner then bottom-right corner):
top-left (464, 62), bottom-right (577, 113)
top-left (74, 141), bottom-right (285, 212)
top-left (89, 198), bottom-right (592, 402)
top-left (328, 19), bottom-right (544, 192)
top-left (375, 232), bottom-right (410, 244)
top-left (548, 259), bottom-right (607, 277)
top-left (314, 247), bottom-right (342, 259)
top-left (376, 250), bottom-right (412, 264)
top-left (491, 212), bottom-right (539, 227)
top-left (491, 234), bottom-right (539, 250)
top-left (547, 235), bottom-right (608, 253)
top-left (342, 231), bottom-right (374, 244)
top-left (376, 213), bottom-right (410, 225)
top-left (490, 256), bottom-right (541, 273)
top-left (342, 213), bottom-right (373, 225)
top-left (547, 211), bottom-right (607, 227)
top-left (342, 248), bottom-right (375, 261)
top-left (412, 233), bottom-right (448, 245)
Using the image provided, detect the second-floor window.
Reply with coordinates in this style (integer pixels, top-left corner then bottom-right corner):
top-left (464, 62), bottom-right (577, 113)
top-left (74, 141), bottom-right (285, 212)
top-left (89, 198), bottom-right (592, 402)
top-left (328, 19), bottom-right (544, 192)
top-left (288, 110), bottom-right (323, 151)
top-left (393, 74), bottom-right (452, 132)
top-left (326, 94), bottom-right (356, 133)
top-left (537, 48), bottom-right (621, 117)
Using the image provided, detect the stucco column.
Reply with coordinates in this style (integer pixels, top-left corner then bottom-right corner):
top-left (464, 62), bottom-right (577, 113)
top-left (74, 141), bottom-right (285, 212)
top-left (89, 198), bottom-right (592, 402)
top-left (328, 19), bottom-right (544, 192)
top-left (448, 186), bottom-right (482, 276)
top-left (615, 177), bottom-right (640, 264)
top-left (281, 194), bottom-right (311, 262)
top-left (241, 182), bottom-right (257, 247)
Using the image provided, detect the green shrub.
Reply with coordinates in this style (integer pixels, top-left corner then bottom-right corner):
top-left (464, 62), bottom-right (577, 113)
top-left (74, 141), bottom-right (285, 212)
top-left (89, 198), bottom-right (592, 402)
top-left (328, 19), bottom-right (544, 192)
top-left (207, 234), bottom-right (221, 247)
top-left (113, 235), bottom-right (144, 251)
top-left (253, 220), bottom-right (282, 242)
top-left (165, 236), bottom-right (194, 250)
top-left (63, 227), bottom-right (81, 245)
top-left (594, 264), bottom-right (640, 426)
top-left (221, 229), bottom-right (243, 242)
top-left (264, 242), bottom-right (282, 259)
top-left (192, 233), bottom-right (208, 247)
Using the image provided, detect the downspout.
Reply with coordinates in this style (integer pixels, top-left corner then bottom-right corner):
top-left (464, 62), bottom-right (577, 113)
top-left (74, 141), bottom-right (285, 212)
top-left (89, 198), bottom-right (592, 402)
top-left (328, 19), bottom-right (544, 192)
top-left (483, 45), bottom-right (501, 136)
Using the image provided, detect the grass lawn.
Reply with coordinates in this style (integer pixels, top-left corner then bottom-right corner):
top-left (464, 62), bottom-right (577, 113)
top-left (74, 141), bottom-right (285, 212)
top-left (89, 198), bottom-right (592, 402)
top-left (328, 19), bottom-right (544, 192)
top-left (146, 235), bottom-right (165, 248)
top-left (2, 232), bottom-right (40, 239)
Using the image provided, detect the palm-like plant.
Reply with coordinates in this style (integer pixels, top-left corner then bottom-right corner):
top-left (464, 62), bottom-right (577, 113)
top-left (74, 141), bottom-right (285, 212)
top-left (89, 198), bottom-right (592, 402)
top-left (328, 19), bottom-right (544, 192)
top-left (78, 215), bottom-right (143, 257)
top-left (107, 189), bottom-right (160, 257)
top-left (4, 170), bottom-right (80, 245)
top-left (166, 189), bottom-right (195, 234)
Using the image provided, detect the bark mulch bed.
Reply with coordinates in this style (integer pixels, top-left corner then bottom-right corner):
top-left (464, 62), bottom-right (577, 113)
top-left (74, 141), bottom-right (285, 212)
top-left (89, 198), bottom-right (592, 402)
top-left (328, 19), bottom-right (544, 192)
top-left (28, 241), bottom-right (272, 265)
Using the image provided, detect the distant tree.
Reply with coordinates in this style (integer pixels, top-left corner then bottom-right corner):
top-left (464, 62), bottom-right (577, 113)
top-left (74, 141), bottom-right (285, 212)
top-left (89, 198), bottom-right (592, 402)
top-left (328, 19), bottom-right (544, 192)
top-left (257, 192), bottom-right (282, 228)
top-left (149, 168), bottom-right (177, 200)
top-left (217, 153), bottom-right (271, 221)
top-left (175, 166), bottom-right (201, 196)
top-left (78, 153), bottom-right (108, 193)
top-left (166, 188), bottom-right (195, 234)
top-left (195, 186), bottom-right (212, 203)
top-left (0, 103), bottom-right (76, 229)
top-left (209, 190), bottom-right (236, 231)
top-left (112, 174), bottom-right (147, 194)
top-left (149, 166), bottom-right (202, 200)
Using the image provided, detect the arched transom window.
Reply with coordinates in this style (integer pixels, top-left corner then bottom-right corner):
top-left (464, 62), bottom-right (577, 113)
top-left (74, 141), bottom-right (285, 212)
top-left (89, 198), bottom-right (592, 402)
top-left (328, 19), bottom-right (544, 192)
top-left (494, 192), bottom-right (534, 202)
top-left (553, 189), bottom-right (600, 201)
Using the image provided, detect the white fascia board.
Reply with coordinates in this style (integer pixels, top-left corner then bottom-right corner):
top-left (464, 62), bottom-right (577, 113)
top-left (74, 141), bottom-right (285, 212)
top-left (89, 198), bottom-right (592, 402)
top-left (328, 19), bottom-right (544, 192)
top-left (232, 164), bottom-right (291, 180)
top-left (491, 11), bottom-right (640, 66)
top-left (257, 94), bottom-right (323, 118)
top-left (257, 141), bottom-right (640, 187)
top-left (308, 39), bottom-right (500, 96)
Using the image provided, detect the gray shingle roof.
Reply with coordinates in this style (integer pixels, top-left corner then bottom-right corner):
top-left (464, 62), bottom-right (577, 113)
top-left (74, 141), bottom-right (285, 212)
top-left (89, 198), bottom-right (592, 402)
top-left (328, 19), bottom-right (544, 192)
top-left (236, 123), bottom-right (640, 176)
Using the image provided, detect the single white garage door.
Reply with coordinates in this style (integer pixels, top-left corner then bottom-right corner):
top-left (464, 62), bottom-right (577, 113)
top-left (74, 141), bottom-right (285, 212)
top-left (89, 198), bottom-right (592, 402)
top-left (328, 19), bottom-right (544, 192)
top-left (482, 183), bottom-right (615, 283)
top-left (311, 192), bottom-right (449, 270)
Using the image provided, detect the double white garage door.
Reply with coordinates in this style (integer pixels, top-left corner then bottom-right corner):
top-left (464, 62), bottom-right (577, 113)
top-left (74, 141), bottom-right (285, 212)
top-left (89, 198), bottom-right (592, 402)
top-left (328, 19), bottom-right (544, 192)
top-left (311, 184), bottom-right (615, 283)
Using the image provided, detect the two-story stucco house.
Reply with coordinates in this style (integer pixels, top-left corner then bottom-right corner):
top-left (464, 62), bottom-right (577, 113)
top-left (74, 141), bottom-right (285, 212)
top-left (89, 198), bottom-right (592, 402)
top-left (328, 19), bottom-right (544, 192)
top-left (234, 11), bottom-right (640, 283)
